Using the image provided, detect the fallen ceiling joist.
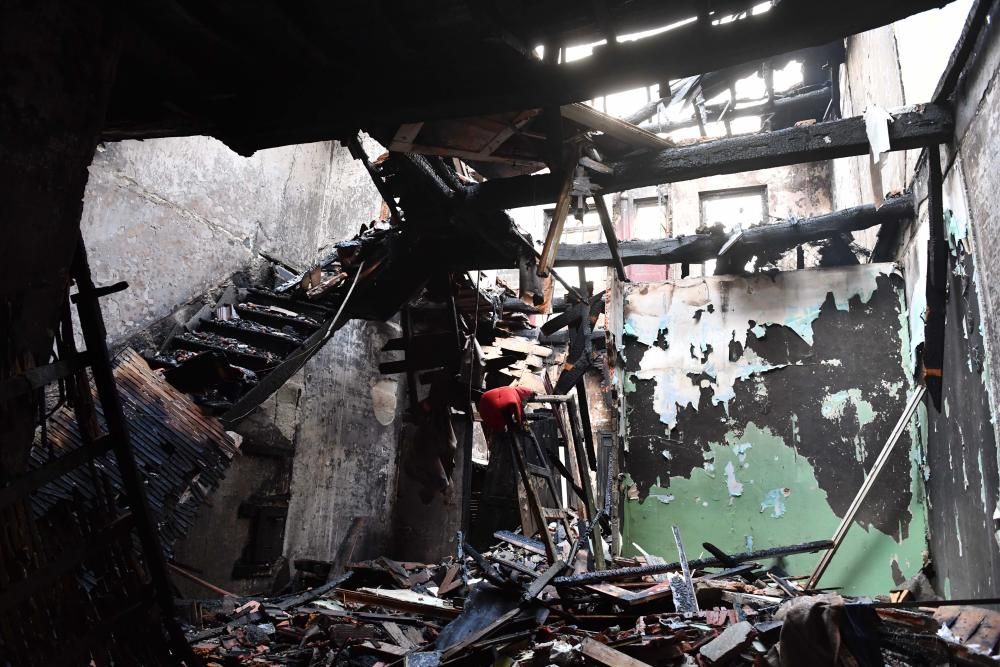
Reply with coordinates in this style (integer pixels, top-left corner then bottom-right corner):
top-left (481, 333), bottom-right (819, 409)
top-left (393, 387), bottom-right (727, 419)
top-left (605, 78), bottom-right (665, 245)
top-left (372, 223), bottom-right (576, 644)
top-left (639, 86), bottom-right (831, 134)
top-left (465, 106), bottom-right (951, 209)
top-left (553, 193), bottom-right (914, 267)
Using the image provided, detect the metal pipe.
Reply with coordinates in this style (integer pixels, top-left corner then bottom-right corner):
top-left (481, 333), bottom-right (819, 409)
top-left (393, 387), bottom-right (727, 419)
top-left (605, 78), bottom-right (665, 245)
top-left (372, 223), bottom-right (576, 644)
top-left (807, 386), bottom-right (926, 589)
top-left (168, 563), bottom-right (236, 597)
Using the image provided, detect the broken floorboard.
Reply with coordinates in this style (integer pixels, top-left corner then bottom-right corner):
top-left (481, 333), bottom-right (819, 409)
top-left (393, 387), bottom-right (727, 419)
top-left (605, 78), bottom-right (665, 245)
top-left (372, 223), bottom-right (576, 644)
top-left (465, 106), bottom-right (950, 209)
top-left (555, 194), bottom-right (914, 267)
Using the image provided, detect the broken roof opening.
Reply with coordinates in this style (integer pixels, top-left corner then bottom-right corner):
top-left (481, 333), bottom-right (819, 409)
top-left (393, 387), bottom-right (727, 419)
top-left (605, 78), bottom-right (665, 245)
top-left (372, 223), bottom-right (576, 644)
top-left (5, 0), bottom-right (997, 662)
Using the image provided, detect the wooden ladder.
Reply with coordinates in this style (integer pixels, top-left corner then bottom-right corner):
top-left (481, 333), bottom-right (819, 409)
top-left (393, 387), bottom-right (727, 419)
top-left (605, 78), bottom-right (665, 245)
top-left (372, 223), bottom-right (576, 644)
top-left (509, 425), bottom-right (576, 565)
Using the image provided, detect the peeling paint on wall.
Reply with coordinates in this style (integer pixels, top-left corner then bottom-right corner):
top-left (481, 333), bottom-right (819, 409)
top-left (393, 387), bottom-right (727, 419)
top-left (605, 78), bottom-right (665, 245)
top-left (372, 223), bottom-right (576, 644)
top-left (370, 378), bottom-right (400, 426)
top-left (821, 389), bottom-right (877, 426)
top-left (624, 266), bottom-right (891, 432)
top-left (623, 422), bottom-right (926, 596)
top-left (620, 264), bottom-right (927, 596)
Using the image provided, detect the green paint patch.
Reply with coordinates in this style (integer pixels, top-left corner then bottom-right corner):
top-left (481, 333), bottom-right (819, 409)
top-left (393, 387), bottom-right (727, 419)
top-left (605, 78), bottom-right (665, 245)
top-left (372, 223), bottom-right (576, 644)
top-left (945, 210), bottom-right (968, 256)
top-left (623, 422), bottom-right (927, 596)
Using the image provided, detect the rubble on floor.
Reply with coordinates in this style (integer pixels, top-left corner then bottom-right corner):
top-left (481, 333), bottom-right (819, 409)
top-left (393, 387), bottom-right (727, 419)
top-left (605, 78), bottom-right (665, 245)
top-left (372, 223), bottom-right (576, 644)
top-left (181, 529), bottom-right (1000, 666)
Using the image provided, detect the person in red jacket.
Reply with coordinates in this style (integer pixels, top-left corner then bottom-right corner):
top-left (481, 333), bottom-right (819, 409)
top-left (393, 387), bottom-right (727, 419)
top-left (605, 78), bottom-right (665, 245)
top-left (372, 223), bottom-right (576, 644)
top-left (478, 385), bottom-right (536, 432)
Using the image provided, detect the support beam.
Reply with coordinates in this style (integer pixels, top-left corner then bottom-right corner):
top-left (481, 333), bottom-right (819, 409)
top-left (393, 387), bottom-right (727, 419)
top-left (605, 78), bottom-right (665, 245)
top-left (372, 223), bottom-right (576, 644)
top-left (592, 195), bottom-right (627, 281)
top-left (924, 144), bottom-right (947, 409)
top-left (561, 103), bottom-right (673, 150)
top-left (639, 86), bottom-right (831, 134)
top-left (553, 194), bottom-right (914, 267)
top-left (466, 106), bottom-right (951, 210)
top-left (537, 153), bottom-right (578, 277)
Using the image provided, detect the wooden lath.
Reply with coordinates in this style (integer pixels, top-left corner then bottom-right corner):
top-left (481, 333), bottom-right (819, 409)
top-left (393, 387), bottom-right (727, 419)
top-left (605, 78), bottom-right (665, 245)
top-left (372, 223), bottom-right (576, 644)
top-left (560, 102), bottom-right (674, 149)
top-left (389, 110), bottom-right (546, 170)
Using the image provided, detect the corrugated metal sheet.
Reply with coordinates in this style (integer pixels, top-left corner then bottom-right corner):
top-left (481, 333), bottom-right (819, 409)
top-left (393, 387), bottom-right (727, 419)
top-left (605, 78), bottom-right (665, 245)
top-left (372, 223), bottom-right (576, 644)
top-left (31, 348), bottom-right (239, 556)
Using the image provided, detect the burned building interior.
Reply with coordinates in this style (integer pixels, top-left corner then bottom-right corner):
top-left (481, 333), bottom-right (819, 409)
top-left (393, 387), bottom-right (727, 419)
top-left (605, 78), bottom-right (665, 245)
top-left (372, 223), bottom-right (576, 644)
top-left (6, 0), bottom-right (1000, 664)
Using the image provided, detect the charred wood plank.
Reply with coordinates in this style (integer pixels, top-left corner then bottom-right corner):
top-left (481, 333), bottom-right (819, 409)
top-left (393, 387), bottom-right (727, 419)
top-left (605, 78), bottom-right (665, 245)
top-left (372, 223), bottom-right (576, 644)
top-left (640, 85), bottom-right (832, 134)
top-left (465, 108), bottom-right (951, 210)
top-left (601, 107), bottom-right (950, 192)
top-left (592, 194), bottom-right (627, 281)
top-left (554, 194), bottom-right (914, 267)
top-left (198, 318), bottom-right (303, 355)
top-left (553, 539), bottom-right (833, 585)
top-left (235, 303), bottom-right (321, 335)
top-left (539, 328), bottom-right (606, 347)
top-left (503, 297), bottom-right (571, 315)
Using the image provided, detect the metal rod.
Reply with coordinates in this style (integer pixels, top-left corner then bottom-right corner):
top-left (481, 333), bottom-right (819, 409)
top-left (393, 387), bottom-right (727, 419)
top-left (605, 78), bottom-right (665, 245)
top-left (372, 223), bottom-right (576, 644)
top-left (871, 597), bottom-right (1000, 609)
top-left (168, 563), bottom-right (236, 597)
top-left (531, 394), bottom-right (572, 403)
top-left (672, 526), bottom-right (699, 613)
top-left (807, 386), bottom-right (926, 589)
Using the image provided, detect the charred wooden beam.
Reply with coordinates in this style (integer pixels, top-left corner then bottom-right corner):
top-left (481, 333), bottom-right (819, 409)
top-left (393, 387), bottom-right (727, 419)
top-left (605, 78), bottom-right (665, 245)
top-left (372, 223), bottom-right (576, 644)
top-left (466, 107), bottom-right (950, 210)
top-left (619, 43), bottom-right (839, 130)
top-left (592, 194), bottom-right (627, 281)
top-left (503, 297), bottom-right (572, 315)
top-left (553, 539), bottom-right (833, 585)
top-left (539, 328), bottom-right (607, 347)
top-left (924, 144), bottom-right (947, 409)
top-left (639, 86), bottom-right (831, 134)
top-left (537, 151), bottom-right (579, 277)
top-left (554, 194), bottom-right (914, 267)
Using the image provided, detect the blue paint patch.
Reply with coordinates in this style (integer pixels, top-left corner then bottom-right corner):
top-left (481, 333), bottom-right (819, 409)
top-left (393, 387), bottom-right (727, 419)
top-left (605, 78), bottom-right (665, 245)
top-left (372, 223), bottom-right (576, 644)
top-left (760, 488), bottom-right (787, 518)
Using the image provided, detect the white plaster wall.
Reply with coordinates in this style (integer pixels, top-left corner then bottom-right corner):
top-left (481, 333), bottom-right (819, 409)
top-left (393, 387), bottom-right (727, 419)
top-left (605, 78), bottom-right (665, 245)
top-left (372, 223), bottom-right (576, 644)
top-left (831, 2), bottom-right (973, 220)
top-left (83, 134), bottom-right (407, 589)
top-left (664, 162), bottom-right (832, 237)
top-left (81, 135), bottom-right (384, 343)
top-left (831, 24), bottom-right (908, 254)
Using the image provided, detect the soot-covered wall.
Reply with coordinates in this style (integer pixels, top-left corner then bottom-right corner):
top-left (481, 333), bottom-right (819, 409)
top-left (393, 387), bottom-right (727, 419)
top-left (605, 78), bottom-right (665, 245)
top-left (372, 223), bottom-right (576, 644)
top-left (620, 265), bottom-right (927, 595)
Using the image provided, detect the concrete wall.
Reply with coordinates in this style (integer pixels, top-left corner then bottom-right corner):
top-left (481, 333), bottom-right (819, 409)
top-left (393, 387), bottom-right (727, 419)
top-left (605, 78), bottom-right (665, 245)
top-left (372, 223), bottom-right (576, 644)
top-left (660, 162), bottom-right (832, 238)
top-left (79, 134), bottom-right (406, 596)
top-left (832, 1), bottom-right (1000, 598)
top-left (82, 136), bottom-right (382, 343)
top-left (830, 2), bottom-right (973, 237)
top-left (619, 265), bottom-right (927, 596)
top-left (925, 12), bottom-right (1000, 598)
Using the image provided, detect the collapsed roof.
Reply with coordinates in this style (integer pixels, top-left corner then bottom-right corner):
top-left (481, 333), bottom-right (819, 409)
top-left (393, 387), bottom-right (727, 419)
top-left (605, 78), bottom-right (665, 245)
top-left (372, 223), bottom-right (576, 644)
top-left (104, 0), bottom-right (949, 155)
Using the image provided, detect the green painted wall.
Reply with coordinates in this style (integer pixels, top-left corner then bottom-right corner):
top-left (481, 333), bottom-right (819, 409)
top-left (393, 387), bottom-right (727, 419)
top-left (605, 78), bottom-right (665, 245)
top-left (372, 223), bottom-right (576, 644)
top-left (619, 266), bottom-right (928, 596)
top-left (623, 422), bottom-right (926, 595)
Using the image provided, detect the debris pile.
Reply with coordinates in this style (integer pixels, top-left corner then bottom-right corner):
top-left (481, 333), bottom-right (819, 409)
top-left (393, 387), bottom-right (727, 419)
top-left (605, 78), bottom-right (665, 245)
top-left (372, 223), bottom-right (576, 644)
top-left (182, 531), bottom-right (1000, 666)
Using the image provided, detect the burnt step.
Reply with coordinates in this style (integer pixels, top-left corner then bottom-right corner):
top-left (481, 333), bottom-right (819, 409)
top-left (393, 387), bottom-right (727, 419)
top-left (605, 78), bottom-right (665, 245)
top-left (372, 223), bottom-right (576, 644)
top-left (199, 318), bottom-right (303, 355)
top-left (244, 287), bottom-right (334, 318)
top-left (173, 332), bottom-right (281, 371)
top-left (235, 303), bottom-right (321, 335)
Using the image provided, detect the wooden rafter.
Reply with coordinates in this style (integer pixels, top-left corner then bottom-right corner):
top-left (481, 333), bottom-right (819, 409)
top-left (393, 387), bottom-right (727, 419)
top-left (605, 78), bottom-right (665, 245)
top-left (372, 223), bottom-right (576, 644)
top-left (465, 105), bottom-right (952, 210)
